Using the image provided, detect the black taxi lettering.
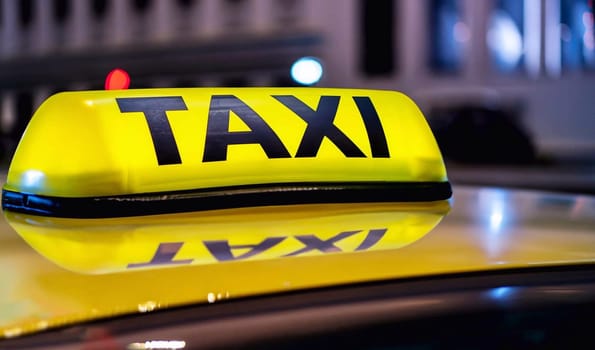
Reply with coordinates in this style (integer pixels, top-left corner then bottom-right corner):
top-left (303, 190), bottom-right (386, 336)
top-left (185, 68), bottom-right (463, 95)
top-left (355, 228), bottom-right (387, 251)
top-left (283, 230), bottom-right (361, 257)
top-left (118, 95), bottom-right (389, 165)
top-left (354, 97), bottom-right (390, 158)
top-left (127, 242), bottom-right (193, 268)
top-left (273, 95), bottom-right (366, 157)
top-left (203, 236), bottom-right (286, 262)
top-left (202, 95), bottom-right (291, 162)
top-left (117, 97), bottom-right (187, 165)
top-left (127, 228), bottom-right (387, 268)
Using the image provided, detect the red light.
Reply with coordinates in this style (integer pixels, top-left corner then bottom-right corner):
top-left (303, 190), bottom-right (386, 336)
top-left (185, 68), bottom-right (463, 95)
top-left (105, 68), bottom-right (130, 90)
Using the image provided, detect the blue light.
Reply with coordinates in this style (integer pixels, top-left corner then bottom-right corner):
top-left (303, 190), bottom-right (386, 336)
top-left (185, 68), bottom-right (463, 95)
top-left (489, 286), bottom-right (514, 300)
top-left (290, 57), bottom-right (323, 86)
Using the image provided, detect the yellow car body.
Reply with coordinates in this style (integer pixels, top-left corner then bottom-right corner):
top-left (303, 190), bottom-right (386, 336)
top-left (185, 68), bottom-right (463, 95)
top-left (1, 186), bottom-right (595, 339)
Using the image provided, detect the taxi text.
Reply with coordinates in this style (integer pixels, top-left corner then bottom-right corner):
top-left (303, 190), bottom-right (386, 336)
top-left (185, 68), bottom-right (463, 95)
top-left (127, 228), bottom-right (387, 268)
top-left (117, 95), bottom-right (390, 165)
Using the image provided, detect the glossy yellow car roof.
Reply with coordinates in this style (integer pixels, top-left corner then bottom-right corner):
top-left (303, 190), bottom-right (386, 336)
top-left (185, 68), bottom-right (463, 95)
top-left (1, 186), bottom-right (595, 338)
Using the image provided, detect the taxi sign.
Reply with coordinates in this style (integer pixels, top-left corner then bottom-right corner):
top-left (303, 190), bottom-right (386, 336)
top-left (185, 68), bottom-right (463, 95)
top-left (2, 88), bottom-right (450, 218)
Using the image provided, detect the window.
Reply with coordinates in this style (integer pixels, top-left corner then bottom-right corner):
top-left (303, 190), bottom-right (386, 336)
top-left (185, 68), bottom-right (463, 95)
top-left (53, 0), bottom-right (70, 24)
top-left (428, 0), bottom-right (467, 73)
top-left (53, 0), bottom-right (70, 46)
top-left (177, 0), bottom-right (194, 8)
top-left (131, 0), bottom-right (153, 40)
top-left (92, 0), bottom-right (109, 20)
top-left (19, 0), bottom-right (34, 29)
top-left (175, 0), bottom-right (197, 37)
top-left (359, 0), bottom-right (395, 76)
top-left (132, 0), bottom-right (151, 13)
top-left (90, 0), bottom-right (110, 43)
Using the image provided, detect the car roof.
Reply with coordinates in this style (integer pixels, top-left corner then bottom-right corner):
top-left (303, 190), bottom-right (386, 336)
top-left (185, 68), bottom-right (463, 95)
top-left (1, 185), bottom-right (595, 338)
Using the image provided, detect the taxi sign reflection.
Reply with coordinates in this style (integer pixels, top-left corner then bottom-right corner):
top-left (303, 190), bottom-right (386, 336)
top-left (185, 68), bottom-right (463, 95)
top-left (6, 202), bottom-right (449, 274)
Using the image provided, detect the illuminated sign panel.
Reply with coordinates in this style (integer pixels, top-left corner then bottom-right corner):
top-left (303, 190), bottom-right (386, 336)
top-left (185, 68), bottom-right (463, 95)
top-left (2, 88), bottom-right (449, 217)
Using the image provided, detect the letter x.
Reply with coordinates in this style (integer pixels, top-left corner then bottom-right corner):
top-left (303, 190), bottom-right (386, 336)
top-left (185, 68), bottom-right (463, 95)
top-left (273, 95), bottom-right (366, 157)
top-left (284, 230), bottom-right (361, 257)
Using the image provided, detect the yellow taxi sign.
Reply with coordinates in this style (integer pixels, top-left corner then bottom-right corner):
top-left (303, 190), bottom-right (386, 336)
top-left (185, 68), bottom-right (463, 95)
top-left (6, 202), bottom-right (448, 274)
top-left (2, 88), bottom-right (450, 218)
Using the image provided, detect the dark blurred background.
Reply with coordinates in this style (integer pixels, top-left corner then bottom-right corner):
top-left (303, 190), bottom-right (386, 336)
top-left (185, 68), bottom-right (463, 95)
top-left (1, 0), bottom-right (594, 193)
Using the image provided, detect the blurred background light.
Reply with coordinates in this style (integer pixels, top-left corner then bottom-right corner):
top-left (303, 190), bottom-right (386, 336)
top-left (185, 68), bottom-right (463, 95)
top-left (489, 286), bottom-right (515, 300)
top-left (290, 56), bottom-right (323, 86)
top-left (488, 10), bottom-right (524, 71)
top-left (127, 340), bottom-right (186, 350)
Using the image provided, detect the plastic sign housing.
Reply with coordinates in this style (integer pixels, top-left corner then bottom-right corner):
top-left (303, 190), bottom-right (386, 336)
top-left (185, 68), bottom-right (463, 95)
top-left (2, 88), bottom-right (450, 218)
